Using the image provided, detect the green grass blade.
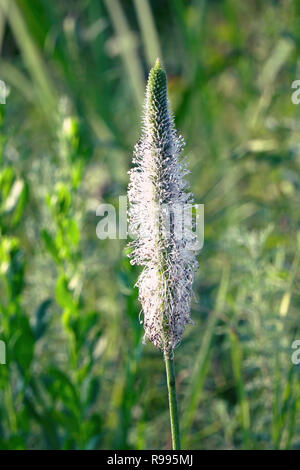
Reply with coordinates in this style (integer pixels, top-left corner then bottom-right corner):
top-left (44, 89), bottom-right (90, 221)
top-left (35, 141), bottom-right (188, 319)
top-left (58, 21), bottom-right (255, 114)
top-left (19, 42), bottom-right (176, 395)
top-left (133, 0), bottom-right (162, 67)
top-left (182, 264), bottom-right (230, 446)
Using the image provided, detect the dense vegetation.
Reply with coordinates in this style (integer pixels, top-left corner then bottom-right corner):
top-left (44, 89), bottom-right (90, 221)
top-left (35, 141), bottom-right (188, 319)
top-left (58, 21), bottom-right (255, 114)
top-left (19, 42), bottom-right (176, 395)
top-left (0, 0), bottom-right (300, 449)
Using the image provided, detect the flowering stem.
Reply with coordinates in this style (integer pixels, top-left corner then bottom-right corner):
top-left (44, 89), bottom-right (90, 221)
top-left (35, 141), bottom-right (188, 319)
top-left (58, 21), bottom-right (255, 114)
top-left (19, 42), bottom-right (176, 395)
top-left (164, 351), bottom-right (181, 450)
top-left (128, 58), bottom-right (197, 450)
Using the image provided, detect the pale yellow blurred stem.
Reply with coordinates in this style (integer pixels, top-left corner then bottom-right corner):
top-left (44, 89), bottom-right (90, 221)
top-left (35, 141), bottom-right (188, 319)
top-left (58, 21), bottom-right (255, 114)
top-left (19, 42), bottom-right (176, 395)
top-left (133, 0), bottom-right (162, 67)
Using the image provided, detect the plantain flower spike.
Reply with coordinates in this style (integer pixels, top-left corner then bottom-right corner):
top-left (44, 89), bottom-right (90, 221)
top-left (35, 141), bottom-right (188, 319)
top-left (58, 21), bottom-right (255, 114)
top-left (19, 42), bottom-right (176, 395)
top-left (128, 59), bottom-right (199, 354)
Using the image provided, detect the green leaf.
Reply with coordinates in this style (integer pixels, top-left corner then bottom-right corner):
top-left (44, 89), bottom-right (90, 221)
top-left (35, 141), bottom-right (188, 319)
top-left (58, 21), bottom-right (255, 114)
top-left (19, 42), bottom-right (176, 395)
top-left (65, 218), bottom-right (80, 247)
top-left (41, 229), bottom-right (60, 263)
top-left (34, 298), bottom-right (52, 340)
top-left (83, 376), bottom-right (100, 409)
top-left (55, 275), bottom-right (76, 310)
top-left (42, 367), bottom-right (80, 416)
top-left (10, 312), bottom-right (35, 373)
top-left (0, 167), bottom-right (14, 201)
top-left (2, 179), bottom-right (28, 227)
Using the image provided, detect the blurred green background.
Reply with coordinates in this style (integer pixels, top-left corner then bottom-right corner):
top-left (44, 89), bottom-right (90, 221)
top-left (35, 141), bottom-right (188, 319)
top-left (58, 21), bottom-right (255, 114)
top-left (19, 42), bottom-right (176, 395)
top-left (1, 0), bottom-right (300, 450)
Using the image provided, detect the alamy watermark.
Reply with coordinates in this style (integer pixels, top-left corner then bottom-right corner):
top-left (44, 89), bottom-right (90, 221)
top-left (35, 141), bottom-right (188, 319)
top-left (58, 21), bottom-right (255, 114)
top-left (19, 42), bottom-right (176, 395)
top-left (291, 340), bottom-right (300, 365)
top-left (0, 80), bottom-right (6, 104)
top-left (291, 80), bottom-right (300, 104)
top-left (0, 340), bottom-right (6, 365)
top-left (96, 196), bottom-right (204, 251)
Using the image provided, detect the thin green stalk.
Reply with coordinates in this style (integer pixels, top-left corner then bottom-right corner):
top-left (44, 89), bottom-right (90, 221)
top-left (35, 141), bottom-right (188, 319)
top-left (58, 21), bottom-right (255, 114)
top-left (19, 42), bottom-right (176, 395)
top-left (164, 351), bottom-right (181, 450)
top-left (104, 0), bottom-right (145, 107)
top-left (133, 0), bottom-right (162, 67)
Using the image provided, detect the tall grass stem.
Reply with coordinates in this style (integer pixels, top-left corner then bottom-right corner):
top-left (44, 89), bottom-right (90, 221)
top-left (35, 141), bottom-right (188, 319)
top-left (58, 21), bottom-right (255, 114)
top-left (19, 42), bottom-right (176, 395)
top-left (164, 352), bottom-right (181, 450)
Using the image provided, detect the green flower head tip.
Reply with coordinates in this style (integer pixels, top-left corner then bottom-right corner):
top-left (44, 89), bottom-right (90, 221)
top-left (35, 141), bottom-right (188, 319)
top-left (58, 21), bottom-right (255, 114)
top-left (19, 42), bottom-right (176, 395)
top-left (154, 57), bottom-right (162, 68)
top-left (147, 58), bottom-right (167, 100)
